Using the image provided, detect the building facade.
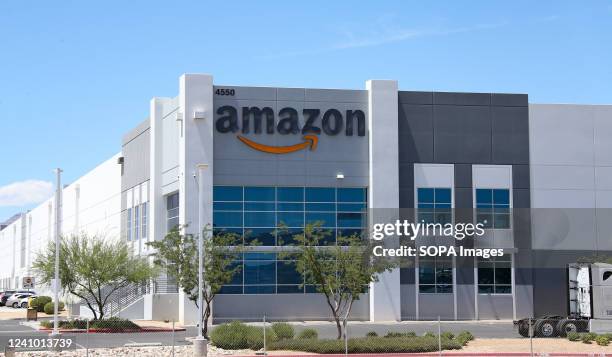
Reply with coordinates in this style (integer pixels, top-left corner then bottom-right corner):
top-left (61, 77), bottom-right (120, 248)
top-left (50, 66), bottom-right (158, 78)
top-left (1, 74), bottom-right (611, 324)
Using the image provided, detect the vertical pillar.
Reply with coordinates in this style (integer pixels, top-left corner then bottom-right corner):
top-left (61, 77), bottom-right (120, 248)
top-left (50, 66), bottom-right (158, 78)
top-left (177, 74), bottom-right (214, 325)
top-left (366, 79), bottom-right (401, 321)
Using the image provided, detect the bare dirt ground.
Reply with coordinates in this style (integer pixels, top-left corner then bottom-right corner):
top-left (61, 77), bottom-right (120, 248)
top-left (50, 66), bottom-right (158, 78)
top-left (0, 307), bottom-right (67, 320)
top-left (457, 337), bottom-right (612, 354)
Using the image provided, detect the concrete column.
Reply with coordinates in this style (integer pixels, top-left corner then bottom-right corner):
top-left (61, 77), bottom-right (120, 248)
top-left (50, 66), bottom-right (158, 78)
top-left (366, 79), bottom-right (401, 321)
top-left (148, 97), bottom-right (171, 246)
top-left (177, 74), bottom-right (214, 325)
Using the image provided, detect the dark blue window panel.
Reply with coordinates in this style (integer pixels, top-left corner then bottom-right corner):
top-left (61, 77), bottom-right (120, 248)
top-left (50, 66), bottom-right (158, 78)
top-left (337, 203), bottom-right (366, 212)
top-left (417, 188), bottom-right (434, 203)
top-left (245, 202), bottom-right (275, 211)
top-left (213, 227), bottom-right (243, 240)
top-left (306, 212), bottom-right (336, 227)
top-left (244, 260), bottom-right (276, 285)
top-left (476, 189), bottom-right (493, 204)
top-left (244, 212), bottom-right (275, 227)
top-left (493, 189), bottom-right (510, 205)
top-left (337, 188), bottom-right (366, 202)
top-left (167, 192), bottom-right (179, 209)
top-left (244, 228), bottom-right (276, 246)
top-left (494, 214), bottom-right (510, 229)
top-left (219, 285), bottom-right (243, 294)
top-left (244, 252), bottom-right (276, 260)
top-left (277, 187), bottom-right (304, 202)
top-left (277, 212), bottom-right (304, 227)
top-left (277, 202), bottom-right (303, 211)
top-left (305, 187), bottom-right (335, 202)
top-left (312, 228), bottom-right (336, 245)
top-left (213, 211), bottom-right (243, 227)
top-left (277, 228), bottom-right (303, 245)
top-left (338, 228), bottom-right (364, 239)
top-left (244, 285), bottom-right (275, 294)
top-left (419, 266), bottom-right (435, 284)
top-left (227, 261), bottom-right (244, 285)
top-left (277, 261), bottom-right (302, 284)
top-left (417, 203), bottom-right (435, 209)
top-left (418, 212), bottom-right (434, 224)
top-left (213, 186), bottom-right (242, 202)
top-left (277, 285), bottom-right (303, 294)
top-left (305, 285), bottom-right (321, 293)
top-left (435, 188), bottom-right (452, 203)
top-left (337, 213), bottom-right (364, 228)
top-left (213, 202), bottom-right (243, 211)
top-left (494, 205), bottom-right (510, 214)
top-left (245, 187), bottom-right (275, 201)
top-left (306, 203), bottom-right (336, 211)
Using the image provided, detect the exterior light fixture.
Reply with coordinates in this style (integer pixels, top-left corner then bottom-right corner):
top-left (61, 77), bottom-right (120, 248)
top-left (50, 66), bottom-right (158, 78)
top-left (193, 111), bottom-right (206, 120)
top-left (336, 173), bottom-right (345, 179)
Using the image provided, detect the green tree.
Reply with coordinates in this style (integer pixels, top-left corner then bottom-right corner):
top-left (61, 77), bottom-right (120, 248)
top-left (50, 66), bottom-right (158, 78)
top-left (32, 234), bottom-right (156, 320)
top-left (280, 223), bottom-right (397, 340)
top-left (147, 226), bottom-right (243, 337)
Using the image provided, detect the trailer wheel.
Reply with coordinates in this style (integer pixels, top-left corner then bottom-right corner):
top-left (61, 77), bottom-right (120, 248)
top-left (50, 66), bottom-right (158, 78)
top-left (556, 319), bottom-right (578, 337)
top-left (518, 320), bottom-right (532, 337)
top-left (535, 319), bottom-right (557, 337)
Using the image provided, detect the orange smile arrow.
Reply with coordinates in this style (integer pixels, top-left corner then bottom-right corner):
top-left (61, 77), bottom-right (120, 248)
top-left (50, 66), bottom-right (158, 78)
top-left (237, 135), bottom-right (318, 154)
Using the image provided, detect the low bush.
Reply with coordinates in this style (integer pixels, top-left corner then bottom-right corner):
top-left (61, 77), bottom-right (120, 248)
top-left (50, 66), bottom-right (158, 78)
top-left (297, 328), bottom-right (318, 339)
top-left (567, 332), bottom-right (580, 341)
top-left (40, 318), bottom-right (136, 331)
top-left (596, 335), bottom-right (610, 346)
top-left (423, 331), bottom-right (436, 338)
top-left (42, 301), bottom-right (65, 315)
top-left (30, 296), bottom-right (52, 312)
top-left (210, 321), bottom-right (277, 349)
top-left (271, 322), bottom-right (294, 340)
top-left (366, 331), bottom-right (378, 337)
top-left (405, 331), bottom-right (417, 337)
top-left (385, 331), bottom-right (404, 338)
top-left (269, 336), bottom-right (462, 353)
top-left (456, 331), bottom-right (474, 346)
top-left (440, 331), bottom-right (454, 340)
top-left (581, 332), bottom-right (597, 344)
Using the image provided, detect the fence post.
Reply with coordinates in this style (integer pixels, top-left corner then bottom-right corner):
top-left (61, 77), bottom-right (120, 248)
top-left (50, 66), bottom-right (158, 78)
top-left (172, 319), bottom-right (176, 357)
top-left (343, 318), bottom-right (348, 356)
top-left (263, 315), bottom-right (267, 355)
top-left (86, 318), bottom-right (90, 357)
top-left (437, 316), bottom-right (442, 357)
top-left (529, 317), bottom-right (534, 357)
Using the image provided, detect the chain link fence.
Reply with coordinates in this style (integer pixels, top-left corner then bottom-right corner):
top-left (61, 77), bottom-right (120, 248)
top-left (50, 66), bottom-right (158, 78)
top-left (4, 314), bottom-right (612, 356)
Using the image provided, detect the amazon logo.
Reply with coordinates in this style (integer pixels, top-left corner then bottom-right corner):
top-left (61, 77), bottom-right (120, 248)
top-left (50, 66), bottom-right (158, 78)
top-left (215, 106), bottom-right (366, 154)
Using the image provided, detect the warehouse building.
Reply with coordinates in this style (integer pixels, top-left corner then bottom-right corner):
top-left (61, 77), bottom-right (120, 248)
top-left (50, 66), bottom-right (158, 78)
top-left (1, 74), bottom-right (611, 324)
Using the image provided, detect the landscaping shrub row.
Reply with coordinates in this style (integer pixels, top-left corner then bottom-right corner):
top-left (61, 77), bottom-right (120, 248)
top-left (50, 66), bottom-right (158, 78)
top-left (269, 336), bottom-right (462, 354)
top-left (567, 331), bottom-right (612, 346)
top-left (40, 317), bottom-right (140, 331)
top-left (210, 321), bottom-right (472, 352)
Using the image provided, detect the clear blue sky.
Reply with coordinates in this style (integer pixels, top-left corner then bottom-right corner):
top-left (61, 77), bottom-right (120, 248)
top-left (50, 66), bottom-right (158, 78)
top-left (1, 0), bottom-right (611, 221)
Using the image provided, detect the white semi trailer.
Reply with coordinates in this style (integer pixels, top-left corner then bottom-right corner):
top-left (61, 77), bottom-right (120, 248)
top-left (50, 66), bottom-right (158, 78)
top-left (515, 262), bottom-right (612, 337)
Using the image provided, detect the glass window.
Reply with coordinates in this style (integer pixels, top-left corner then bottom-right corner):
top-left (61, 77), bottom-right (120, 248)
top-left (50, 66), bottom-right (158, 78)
top-left (126, 208), bottom-right (132, 241)
top-left (213, 211), bottom-right (243, 227)
top-left (419, 257), bottom-right (453, 294)
top-left (214, 186), bottom-right (367, 294)
top-left (166, 193), bottom-right (179, 231)
top-left (245, 187), bottom-right (275, 201)
top-left (134, 205), bottom-right (140, 241)
top-left (141, 202), bottom-right (147, 240)
top-left (476, 189), bottom-right (511, 229)
top-left (213, 186), bottom-right (242, 201)
top-left (337, 188), bottom-right (366, 202)
top-left (478, 256), bottom-right (512, 294)
top-left (417, 188), bottom-right (452, 225)
top-left (305, 187), bottom-right (335, 202)
top-left (277, 187), bottom-right (304, 202)
top-left (244, 212), bottom-right (275, 227)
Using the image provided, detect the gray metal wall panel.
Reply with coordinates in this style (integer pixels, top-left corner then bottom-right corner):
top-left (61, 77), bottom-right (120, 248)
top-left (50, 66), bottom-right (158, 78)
top-left (213, 294), bottom-right (369, 321)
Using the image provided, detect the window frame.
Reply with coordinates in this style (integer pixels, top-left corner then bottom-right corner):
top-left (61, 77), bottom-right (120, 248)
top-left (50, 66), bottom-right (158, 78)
top-left (474, 188), bottom-right (512, 230)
